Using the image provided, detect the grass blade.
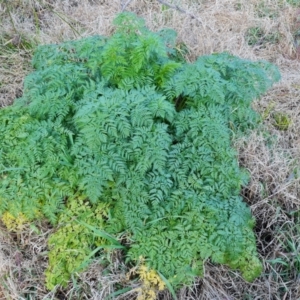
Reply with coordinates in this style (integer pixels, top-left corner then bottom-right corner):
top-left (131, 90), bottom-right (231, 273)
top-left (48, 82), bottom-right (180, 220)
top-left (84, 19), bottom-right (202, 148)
top-left (157, 271), bottom-right (177, 300)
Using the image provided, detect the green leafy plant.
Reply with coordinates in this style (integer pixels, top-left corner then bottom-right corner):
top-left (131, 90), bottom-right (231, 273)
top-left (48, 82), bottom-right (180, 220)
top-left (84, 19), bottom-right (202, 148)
top-left (272, 112), bottom-right (291, 130)
top-left (0, 12), bottom-right (280, 291)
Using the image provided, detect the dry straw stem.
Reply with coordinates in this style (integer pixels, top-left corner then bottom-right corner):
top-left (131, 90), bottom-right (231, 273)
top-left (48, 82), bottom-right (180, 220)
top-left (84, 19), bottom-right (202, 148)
top-left (0, 0), bottom-right (300, 299)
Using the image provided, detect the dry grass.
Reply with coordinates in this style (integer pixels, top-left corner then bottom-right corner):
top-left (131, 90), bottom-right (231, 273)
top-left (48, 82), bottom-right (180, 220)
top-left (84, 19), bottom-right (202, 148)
top-left (0, 0), bottom-right (300, 299)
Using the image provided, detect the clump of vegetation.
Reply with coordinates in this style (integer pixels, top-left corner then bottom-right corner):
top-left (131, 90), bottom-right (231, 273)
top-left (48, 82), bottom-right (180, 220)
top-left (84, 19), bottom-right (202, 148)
top-left (272, 112), bottom-right (292, 130)
top-left (0, 12), bottom-right (280, 294)
top-left (135, 263), bottom-right (166, 300)
top-left (287, 0), bottom-right (300, 7)
top-left (1, 211), bottom-right (27, 232)
top-left (254, 1), bottom-right (279, 19)
top-left (246, 26), bottom-right (280, 47)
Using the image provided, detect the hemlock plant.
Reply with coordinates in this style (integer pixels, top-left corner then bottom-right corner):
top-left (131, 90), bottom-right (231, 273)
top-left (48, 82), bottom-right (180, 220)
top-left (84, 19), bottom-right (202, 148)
top-left (0, 12), bottom-right (280, 292)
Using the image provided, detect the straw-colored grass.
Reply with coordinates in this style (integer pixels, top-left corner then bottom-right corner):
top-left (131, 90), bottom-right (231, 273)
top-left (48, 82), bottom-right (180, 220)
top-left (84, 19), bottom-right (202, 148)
top-left (0, 0), bottom-right (300, 299)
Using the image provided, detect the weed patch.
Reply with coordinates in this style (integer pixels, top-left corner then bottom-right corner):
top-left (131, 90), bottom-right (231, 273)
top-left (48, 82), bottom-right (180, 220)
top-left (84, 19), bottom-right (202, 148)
top-left (246, 26), bottom-right (280, 47)
top-left (0, 12), bottom-right (281, 295)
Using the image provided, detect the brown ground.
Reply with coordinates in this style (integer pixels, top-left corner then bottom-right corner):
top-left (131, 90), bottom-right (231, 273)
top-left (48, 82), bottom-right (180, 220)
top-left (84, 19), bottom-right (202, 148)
top-left (0, 0), bottom-right (300, 299)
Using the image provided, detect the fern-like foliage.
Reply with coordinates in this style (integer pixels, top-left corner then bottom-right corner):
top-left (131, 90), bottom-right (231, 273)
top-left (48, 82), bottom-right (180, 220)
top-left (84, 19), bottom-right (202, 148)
top-left (45, 195), bottom-right (110, 290)
top-left (0, 12), bottom-right (280, 290)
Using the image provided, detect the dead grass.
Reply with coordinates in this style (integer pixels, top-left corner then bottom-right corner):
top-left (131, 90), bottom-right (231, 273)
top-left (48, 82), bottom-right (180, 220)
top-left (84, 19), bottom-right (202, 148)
top-left (0, 0), bottom-right (300, 299)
